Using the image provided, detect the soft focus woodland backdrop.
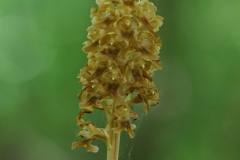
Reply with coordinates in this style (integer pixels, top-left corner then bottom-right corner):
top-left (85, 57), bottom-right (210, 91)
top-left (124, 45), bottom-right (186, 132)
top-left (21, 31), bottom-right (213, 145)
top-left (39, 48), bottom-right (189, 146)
top-left (0, 0), bottom-right (240, 160)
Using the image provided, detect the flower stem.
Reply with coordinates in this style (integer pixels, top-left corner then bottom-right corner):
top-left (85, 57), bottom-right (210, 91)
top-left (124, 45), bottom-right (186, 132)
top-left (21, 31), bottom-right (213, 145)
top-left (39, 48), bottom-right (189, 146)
top-left (107, 126), bottom-right (120, 160)
top-left (107, 104), bottom-right (120, 160)
top-left (113, 132), bottom-right (120, 160)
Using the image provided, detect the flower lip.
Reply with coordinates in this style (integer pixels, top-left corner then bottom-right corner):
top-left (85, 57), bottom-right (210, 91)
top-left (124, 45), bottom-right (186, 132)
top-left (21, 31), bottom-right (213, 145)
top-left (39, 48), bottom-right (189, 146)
top-left (72, 138), bottom-right (99, 153)
top-left (89, 96), bottom-right (98, 103)
top-left (107, 48), bottom-right (120, 55)
top-left (121, 0), bottom-right (137, 9)
top-left (107, 83), bottom-right (119, 93)
top-left (86, 65), bottom-right (107, 82)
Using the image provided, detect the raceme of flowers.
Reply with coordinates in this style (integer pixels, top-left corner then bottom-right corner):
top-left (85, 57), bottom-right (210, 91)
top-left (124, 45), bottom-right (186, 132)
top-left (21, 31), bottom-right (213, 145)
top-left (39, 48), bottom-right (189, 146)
top-left (72, 0), bottom-right (163, 153)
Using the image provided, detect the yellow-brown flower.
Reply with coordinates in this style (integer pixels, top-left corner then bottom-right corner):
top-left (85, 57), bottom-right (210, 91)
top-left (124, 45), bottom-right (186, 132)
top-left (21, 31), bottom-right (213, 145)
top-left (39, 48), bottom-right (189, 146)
top-left (96, 80), bottom-right (124, 106)
top-left (115, 15), bottom-right (139, 43)
top-left (135, 30), bottom-right (160, 60)
top-left (72, 122), bottom-right (110, 153)
top-left (112, 103), bottom-right (138, 138)
top-left (97, 32), bottom-right (128, 65)
top-left (91, 2), bottom-right (118, 27)
top-left (87, 26), bottom-right (105, 41)
top-left (136, 0), bottom-right (163, 32)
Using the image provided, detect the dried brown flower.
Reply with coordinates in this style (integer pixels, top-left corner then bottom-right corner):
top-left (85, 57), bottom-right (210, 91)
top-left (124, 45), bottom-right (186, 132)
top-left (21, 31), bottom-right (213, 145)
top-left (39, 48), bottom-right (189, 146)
top-left (73, 0), bottom-right (163, 159)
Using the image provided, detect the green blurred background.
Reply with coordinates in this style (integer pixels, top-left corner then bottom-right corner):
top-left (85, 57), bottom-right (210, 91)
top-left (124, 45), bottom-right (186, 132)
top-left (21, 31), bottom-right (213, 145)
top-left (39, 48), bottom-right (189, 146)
top-left (0, 0), bottom-right (240, 160)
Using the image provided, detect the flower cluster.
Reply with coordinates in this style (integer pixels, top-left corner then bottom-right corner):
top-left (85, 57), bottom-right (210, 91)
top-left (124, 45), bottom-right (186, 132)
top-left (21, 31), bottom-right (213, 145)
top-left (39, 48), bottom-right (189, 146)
top-left (72, 0), bottom-right (163, 153)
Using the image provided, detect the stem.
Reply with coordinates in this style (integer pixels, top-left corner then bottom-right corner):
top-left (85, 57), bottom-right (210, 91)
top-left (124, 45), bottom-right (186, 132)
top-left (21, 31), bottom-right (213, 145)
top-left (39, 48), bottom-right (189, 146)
top-left (107, 125), bottom-right (121, 160)
top-left (113, 131), bottom-right (120, 160)
top-left (107, 103), bottom-right (120, 160)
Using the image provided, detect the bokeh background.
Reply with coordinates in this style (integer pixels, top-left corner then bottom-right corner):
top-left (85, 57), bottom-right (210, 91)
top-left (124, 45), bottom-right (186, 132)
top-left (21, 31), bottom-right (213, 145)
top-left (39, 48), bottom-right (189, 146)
top-left (0, 0), bottom-right (240, 160)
